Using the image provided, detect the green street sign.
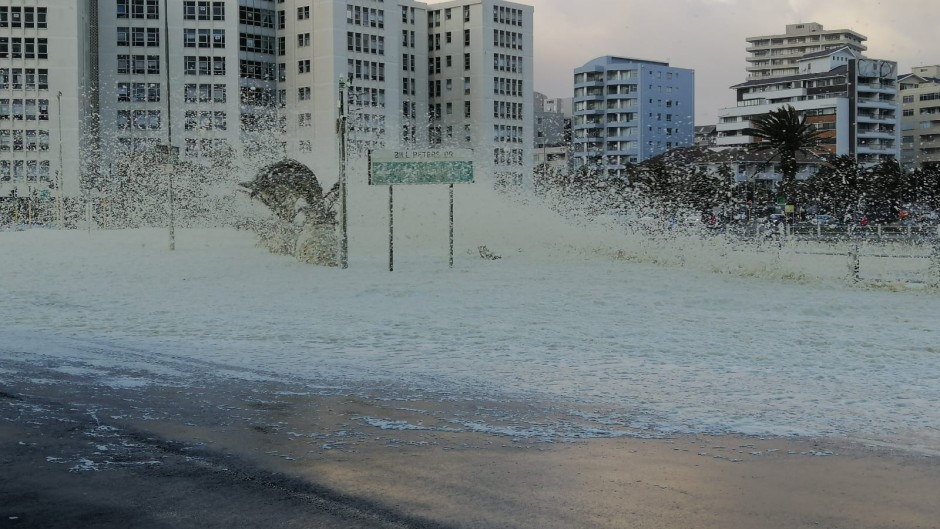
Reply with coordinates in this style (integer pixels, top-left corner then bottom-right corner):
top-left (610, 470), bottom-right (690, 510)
top-left (369, 149), bottom-right (474, 185)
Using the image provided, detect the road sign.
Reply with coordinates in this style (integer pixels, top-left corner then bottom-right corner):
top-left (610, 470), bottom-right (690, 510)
top-left (369, 149), bottom-right (474, 185)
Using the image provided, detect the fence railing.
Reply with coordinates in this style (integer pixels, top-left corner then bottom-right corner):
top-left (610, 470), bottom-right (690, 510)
top-left (748, 223), bottom-right (940, 287)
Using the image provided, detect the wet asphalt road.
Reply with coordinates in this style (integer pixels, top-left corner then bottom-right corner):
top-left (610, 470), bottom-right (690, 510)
top-left (0, 369), bottom-right (449, 529)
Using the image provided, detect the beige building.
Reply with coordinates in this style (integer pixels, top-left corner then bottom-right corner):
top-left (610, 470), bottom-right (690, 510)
top-left (745, 22), bottom-right (867, 80)
top-left (899, 65), bottom-right (940, 168)
top-left (717, 46), bottom-right (900, 168)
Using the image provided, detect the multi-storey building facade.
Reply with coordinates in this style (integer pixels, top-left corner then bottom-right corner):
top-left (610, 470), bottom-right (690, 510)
top-left (98, 0), bottom-right (279, 166)
top-left (899, 65), bottom-right (940, 169)
top-left (1, 1), bottom-right (90, 205)
top-left (716, 46), bottom-right (900, 167)
top-left (426, 0), bottom-right (533, 187)
top-left (745, 22), bottom-right (866, 80)
top-left (2, 0), bottom-right (535, 210)
top-left (278, 0), bottom-right (426, 181)
top-left (533, 91), bottom-right (568, 148)
top-left (571, 56), bottom-right (694, 177)
top-left (533, 91), bottom-right (570, 172)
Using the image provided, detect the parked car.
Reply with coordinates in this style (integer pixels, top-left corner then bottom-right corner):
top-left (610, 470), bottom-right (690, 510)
top-left (810, 214), bottom-right (836, 226)
top-left (767, 213), bottom-right (786, 225)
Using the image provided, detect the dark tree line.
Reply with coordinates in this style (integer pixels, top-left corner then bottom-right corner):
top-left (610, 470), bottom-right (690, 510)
top-left (538, 154), bottom-right (940, 226)
top-left (798, 157), bottom-right (940, 222)
top-left (535, 158), bottom-right (738, 222)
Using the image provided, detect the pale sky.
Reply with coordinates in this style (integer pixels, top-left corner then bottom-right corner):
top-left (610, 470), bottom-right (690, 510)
top-left (434, 0), bottom-right (939, 125)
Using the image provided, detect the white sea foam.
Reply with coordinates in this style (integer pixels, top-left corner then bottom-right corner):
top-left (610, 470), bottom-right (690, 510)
top-left (2, 182), bottom-right (939, 453)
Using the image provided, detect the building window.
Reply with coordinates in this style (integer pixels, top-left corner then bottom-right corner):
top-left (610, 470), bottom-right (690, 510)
top-left (145, 0), bottom-right (159, 19)
top-left (297, 6), bottom-right (309, 20)
top-left (297, 33), bottom-right (310, 47)
top-left (298, 87), bottom-right (311, 101)
top-left (298, 60), bottom-right (311, 74)
top-left (239, 5), bottom-right (273, 27)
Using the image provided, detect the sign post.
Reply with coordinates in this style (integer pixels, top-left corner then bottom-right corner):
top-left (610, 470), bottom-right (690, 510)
top-left (369, 149), bottom-right (474, 271)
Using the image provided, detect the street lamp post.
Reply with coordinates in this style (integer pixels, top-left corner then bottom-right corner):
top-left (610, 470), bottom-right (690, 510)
top-left (162, 0), bottom-right (176, 251)
top-left (158, 145), bottom-right (179, 250)
top-left (55, 91), bottom-right (64, 228)
top-left (337, 79), bottom-right (348, 268)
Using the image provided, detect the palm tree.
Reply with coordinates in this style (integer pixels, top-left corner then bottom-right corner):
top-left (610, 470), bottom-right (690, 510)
top-left (744, 105), bottom-right (822, 198)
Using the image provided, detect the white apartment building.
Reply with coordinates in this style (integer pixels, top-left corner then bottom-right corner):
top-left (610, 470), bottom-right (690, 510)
top-left (717, 46), bottom-right (900, 167)
top-left (3, 0), bottom-right (534, 212)
top-left (96, 0), bottom-right (287, 187)
top-left (899, 65), bottom-right (940, 169)
top-left (279, 0), bottom-right (428, 181)
top-left (1, 1), bottom-right (91, 203)
top-left (426, 0), bottom-right (533, 188)
top-left (745, 22), bottom-right (866, 80)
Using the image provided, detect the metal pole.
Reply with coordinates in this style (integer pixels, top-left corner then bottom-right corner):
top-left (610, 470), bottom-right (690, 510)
top-left (168, 164), bottom-right (175, 251)
top-left (164, 0), bottom-right (175, 251)
top-left (449, 183), bottom-right (454, 268)
top-left (56, 91), bottom-right (64, 228)
top-left (338, 81), bottom-right (348, 268)
top-left (931, 241), bottom-right (940, 289)
top-left (848, 242), bottom-right (860, 284)
top-left (388, 184), bottom-right (394, 272)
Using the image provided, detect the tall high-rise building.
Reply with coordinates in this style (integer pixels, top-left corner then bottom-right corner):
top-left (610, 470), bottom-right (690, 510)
top-left (571, 56), bottom-right (695, 177)
top-left (97, 1), bottom-right (277, 164)
top-left (1, 1), bottom-right (91, 205)
top-left (2, 0), bottom-right (535, 210)
top-left (745, 22), bottom-right (866, 80)
top-left (426, 0), bottom-right (533, 187)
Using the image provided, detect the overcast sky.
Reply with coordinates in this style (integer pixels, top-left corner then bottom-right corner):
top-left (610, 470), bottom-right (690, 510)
top-left (431, 0), bottom-right (938, 125)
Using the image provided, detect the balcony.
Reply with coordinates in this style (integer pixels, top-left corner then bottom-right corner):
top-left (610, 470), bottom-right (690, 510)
top-left (857, 128), bottom-right (896, 140)
top-left (606, 100), bottom-right (638, 110)
top-left (857, 141), bottom-right (897, 153)
top-left (577, 92), bottom-right (604, 101)
top-left (715, 135), bottom-right (751, 147)
top-left (857, 82), bottom-right (896, 93)
top-left (574, 74), bottom-right (604, 87)
top-left (857, 113), bottom-right (893, 123)
top-left (743, 87), bottom-right (806, 101)
top-left (606, 118), bottom-right (636, 127)
top-left (716, 120), bottom-right (752, 132)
